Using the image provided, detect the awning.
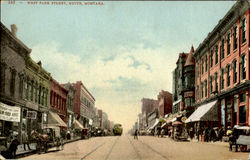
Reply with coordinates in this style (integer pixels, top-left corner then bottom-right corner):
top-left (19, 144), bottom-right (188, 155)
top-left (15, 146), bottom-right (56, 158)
top-left (185, 100), bottom-right (218, 123)
top-left (74, 119), bottom-right (84, 129)
top-left (173, 99), bottom-right (181, 106)
top-left (161, 122), bottom-right (167, 128)
top-left (47, 111), bottom-right (67, 127)
top-left (171, 117), bottom-right (177, 122)
top-left (149, 119), bottom-right (160, 130)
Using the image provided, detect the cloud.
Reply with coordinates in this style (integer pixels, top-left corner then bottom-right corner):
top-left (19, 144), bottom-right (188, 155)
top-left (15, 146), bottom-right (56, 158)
top-left (30, 40), bottom-right (177, 131)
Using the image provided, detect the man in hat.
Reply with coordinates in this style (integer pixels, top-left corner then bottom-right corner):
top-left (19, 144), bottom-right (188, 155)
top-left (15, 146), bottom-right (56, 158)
top-left (8, 133), bottom-right (19, 158)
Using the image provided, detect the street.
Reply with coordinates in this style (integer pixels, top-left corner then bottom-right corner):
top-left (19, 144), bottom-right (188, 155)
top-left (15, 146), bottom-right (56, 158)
top-left (21, 135), bottom-right (249, 160)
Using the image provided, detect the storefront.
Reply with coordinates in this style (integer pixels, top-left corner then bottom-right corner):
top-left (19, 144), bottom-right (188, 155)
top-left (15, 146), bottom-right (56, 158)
top-left (0, 102), bottom-right (21, 138)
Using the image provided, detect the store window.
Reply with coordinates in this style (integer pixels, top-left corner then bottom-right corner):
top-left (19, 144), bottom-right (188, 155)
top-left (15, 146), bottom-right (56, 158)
top-left (239, 106), bottom-right (246, 124)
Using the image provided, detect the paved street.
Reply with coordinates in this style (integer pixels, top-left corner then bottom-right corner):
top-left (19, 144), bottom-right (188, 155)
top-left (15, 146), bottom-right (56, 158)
top-left (21, 135), bottom-right (249, 160)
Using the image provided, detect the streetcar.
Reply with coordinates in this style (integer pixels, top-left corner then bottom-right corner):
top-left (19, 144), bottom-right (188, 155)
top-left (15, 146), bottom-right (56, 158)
top-left (113, 124), bottom-right (123, 136)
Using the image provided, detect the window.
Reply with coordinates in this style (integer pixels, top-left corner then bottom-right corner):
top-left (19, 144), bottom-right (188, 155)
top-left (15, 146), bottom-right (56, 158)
top-left (221, 39), bottom-right (225, 59)
top-left (210, 76), bottom-right (213, 94)
top-left (45, 89), bottom-right (48, 106)
top-left (19, 75), bottom-right (23, 99)
top-left (227, 65), bottom-right (231, 87)
top-left (233, 26), bottom-right (238, 50)
top-left (205, 56), bottom-right (207, 72)
top-left (25, 80), bottom-right (28, 99)
top-left (30, 81), bottom-right (33, 101)
top-left (242, 18), bottom-right (246, 43)
top-left (196, 86), bottom-right (199, 100)
top-left (201, 83), bottom-right (204, 99)
top-left (233, 60), bottom-right (237, 84)
top-left (35, 82), bottom-right (38, 103)
top-left (215, 72), bottom-right (218, 92)
top-left (215, 45), bottom-right (218, 64)
top-left (205, 80), bottom-right (207, 97)
top-left (239, 92), bottom-right (246, 102)
top-left (202, 58), bottom-right (204, 74)
top-left (41, 87), bottom-right (44, 105)
top-left (10, 69), bottom-right (16, 96)
top-left (241, 54), bottom-right (246, 80)
top-left (38, 85), bottom-right (41, 104)
top-left (227, 33), bottom-right (231, 55)
top-left (0, 63), bottom-right (6, 93)
top-left (210, 49), bottom-right (213, 68)
top-left (239, 105), bottom-right (246, 124)
top-left (184, 97), bottom-right (195, 107)
top-left (221, 68), bottom-right (225, 90)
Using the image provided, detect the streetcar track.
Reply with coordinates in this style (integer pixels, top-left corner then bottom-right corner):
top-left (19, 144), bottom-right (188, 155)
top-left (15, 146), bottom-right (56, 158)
top-left (104, 136), bottom-right (120, 160)
top-left (80, 142), bottom-right (106, 160)
top-left (138, 138), bottom-right (170, 160)
top-left (127, 136), bottom-right (142, 160)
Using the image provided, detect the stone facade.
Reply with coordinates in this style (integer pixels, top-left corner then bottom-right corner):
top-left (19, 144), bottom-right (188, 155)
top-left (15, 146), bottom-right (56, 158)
top-left (0, 22), bottom-right (31, 140)
top-left (194, 1), bottom-right (250, 128)
top-left (172, 53), bottom-right (188, 114)
top-left (24, 57), bottom-right (51, 135)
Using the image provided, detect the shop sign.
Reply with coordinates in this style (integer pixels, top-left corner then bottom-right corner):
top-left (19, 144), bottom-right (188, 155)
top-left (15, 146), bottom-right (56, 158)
top-left (181, 116), bottom-right (187, 123)
top-left (27, 111), bottom-right (37, 119)
top-left (0, 102), bottom-right (21, 122)
top-left (184, 91), bottom-right (194, 98)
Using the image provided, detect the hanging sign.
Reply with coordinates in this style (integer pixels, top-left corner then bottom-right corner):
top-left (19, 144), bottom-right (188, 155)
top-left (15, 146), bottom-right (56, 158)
top-left (27, 111), bottom-right (37, 119)
top-left (0, 102), bottom-right (20, 122)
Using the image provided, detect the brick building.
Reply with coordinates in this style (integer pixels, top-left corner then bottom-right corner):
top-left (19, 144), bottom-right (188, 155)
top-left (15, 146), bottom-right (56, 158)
top-left (157, 90), bottom-right (173, 118)
top-left (50, 78), bottom-right (68, 126)
top-left (141, 98), bottom-right (158, 129)
top-left (72, 81), bottom-right (95, 128)
top-left (0, 23), bottom-right (31, 140)
top-left (192, 1), bottom-right (250, 129)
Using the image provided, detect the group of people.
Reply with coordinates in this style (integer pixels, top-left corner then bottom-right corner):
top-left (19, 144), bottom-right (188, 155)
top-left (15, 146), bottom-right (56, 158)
top-left (190, 127), bottom-right (225, 142)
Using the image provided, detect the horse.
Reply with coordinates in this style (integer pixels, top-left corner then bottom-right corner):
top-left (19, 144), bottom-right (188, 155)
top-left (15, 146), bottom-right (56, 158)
top-left (31, 130), bottom-right (49, 153)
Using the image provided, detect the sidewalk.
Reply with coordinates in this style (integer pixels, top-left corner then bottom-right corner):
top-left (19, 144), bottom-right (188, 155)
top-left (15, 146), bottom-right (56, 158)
top-left (16, 137), bottom-right (82, 157)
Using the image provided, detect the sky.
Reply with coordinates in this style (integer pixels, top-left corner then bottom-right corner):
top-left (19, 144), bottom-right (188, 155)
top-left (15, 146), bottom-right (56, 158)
top-left (1, 1), bottom-right (236, 132)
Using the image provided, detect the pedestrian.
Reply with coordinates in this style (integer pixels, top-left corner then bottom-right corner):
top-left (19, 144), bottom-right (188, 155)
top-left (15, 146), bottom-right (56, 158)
top-left (218, 128), bottom-right (224, 142)
top-left (134, 129), bottom-right (138, 140)
top-left (204, 127), bottom-right (209, 142)
top-left (189, 127), bottom-right (194, 140)
top-left (66, 131), bottom-right (71, 140)
top-left (8, 133), bottom-right (19, 159)
top-left (22, 131), bottom-right (31, 150)
top-left (157, 127), bottom-right (161, 137)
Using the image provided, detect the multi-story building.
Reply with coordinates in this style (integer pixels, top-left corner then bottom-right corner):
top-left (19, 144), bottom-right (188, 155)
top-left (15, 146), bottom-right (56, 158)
top-left (49, 78), bottom-right (68, 127)
top-left (102, 111), bottom-right (108, 130)
top-left (193, 1), bottom-right (250, 129)
top-left (98, 109), bottom-right (103, 129)
top-left (24, 58), bottom-right (51, 134)
top-left (0, 23), bottom-right (31, 140)
top-left (63, 82), bottom-right (75, 130)
top-left (172, 46), bottom-right (196, 116)
top-left (73, 81), bottom-right (95, 129)
top-left (141, 98), bottom-right (158, 129)
top-left (183, 46), bottom-right (196, 116)
top-left (172, 53), bottom-right (188, 114)
top-left (157, 90), bottom-right (173, 118)
top-left (148, 108), bottom-right (159, 129)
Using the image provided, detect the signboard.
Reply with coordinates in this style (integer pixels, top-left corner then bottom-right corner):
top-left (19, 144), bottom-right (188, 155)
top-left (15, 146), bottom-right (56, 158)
top-left (0, 102), bottom-right (20, 122)
top-left (27, 111), bottom-right (37, 119)
top-left (184, 91), bottom-right (194, 98)
top-left (181, 117), bottom-right (187, 123)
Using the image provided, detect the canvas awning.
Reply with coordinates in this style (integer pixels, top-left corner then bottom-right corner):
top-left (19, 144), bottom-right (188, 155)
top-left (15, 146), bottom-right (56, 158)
top-left (185, 100), bottom-right (218, 123)
top-left (74, 119), bottom-right (84, 129)
top-left (149, 119), bottom-right (160, 130)
top-left (161, 122), bottom-right (167, 128)
top-left (47, 111), bottom-right (67, 127)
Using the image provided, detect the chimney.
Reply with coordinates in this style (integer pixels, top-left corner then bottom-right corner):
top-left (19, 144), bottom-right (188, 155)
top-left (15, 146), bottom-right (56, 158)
top-left (37, 61), bottom-right (42, 66)
top-left (11, 24), bottom-right (18, 37)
